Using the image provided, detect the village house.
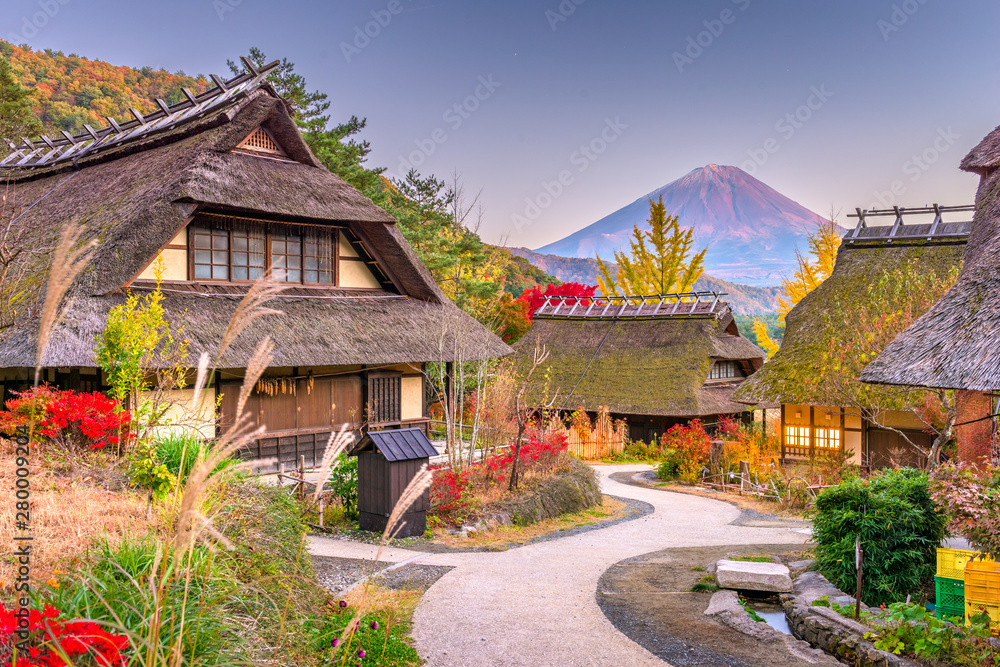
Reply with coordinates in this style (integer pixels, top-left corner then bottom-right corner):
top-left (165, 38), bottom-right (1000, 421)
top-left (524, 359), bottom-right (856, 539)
top-left (861, 126), bottom-right (1000, 464)
top-left (0, 59), bottom-right (509, 471)
top-left (734, 205), bottom-right (972, 468)
top-left (512, 292), bottom-right (765, 442)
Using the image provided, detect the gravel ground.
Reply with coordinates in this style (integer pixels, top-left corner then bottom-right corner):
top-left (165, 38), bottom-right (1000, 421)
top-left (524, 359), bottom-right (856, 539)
top-left (611, 470), bottom-right (812, 530)
top-left (596, 544), bottom-right (827, 667)
top-left (311, 494), bottom-right (651, 555)
top-left (410, 465), bottom-right (807, 666)
top-left (312, 554), bottom-right (454, 596)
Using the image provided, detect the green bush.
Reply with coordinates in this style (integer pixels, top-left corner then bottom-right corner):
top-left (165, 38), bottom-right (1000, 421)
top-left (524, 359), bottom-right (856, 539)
top-left (656, 448), bottom-right (681, 479)
top-left (155, 432), bottom-right (234, 481)
top-left (327, 454), bottom-right (359, 519)
top-left (812, 468), bottom-right (947, 607)
top-left (42, 536), bottom-right (231, 664)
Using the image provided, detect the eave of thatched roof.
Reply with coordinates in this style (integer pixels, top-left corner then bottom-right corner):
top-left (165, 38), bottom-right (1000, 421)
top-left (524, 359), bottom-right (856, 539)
top-left (0, 86), bottom-right (511, 368)
top-left (736, 242), bottom-right (965, 406)
top-left (512, 307), bottom-right (763, 417)
top-left (860, 157), bottom-right (1000, 391)
top-left (0, 287), bottom-right (508, 369)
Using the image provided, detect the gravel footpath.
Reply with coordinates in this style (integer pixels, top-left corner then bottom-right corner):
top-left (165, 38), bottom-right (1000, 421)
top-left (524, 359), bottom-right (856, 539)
top-left (410, 464), bottom-right (808, 666)
top-left (312, 555), bottom-right (453, 597)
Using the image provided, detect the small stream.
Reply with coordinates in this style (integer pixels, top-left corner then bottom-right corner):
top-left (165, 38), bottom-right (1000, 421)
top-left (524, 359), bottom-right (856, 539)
top-left (745, 599), bottom-right (792, 635)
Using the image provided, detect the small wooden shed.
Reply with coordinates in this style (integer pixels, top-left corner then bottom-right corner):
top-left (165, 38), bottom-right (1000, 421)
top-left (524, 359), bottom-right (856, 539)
top-left (351, 428), bottom-right (437, 537)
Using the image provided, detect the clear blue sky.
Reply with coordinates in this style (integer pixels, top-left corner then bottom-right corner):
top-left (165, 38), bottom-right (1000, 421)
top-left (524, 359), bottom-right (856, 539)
top-left (7, 0), bottom-right (999, 248)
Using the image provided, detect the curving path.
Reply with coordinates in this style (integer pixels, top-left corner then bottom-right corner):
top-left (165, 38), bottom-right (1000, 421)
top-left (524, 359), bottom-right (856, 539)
top-left (406, 465), bottom-right (809, 666)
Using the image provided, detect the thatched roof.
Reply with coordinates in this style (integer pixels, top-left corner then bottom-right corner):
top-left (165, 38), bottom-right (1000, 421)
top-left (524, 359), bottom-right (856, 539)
top-left (513, 304), bottom-right (763, 417)
top-left (860, 127), bottom-right (1000, 391)
top-left (0, 79), bottom-right (509, 368)
top-left (735, 242), bottom-right (965, 406)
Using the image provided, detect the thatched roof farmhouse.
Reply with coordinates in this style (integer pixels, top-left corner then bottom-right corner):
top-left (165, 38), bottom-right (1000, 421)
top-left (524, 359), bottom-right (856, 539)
top-left (735, 206), bottom-right (971, 468)
top-left (0, 59), bottom-right (509, 469)
top-left (513, 293), bottom-right (765, 442)
top-left (862, 126), bottom-right (1000, 462)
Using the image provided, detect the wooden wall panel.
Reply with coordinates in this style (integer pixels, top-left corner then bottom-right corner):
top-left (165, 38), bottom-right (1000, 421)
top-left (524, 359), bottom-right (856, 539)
top-left (333, 376), bottom-right (362, 425)
top-left (297, 377), bottom-right (333, 428)
top-left (260, 390), bottom-right (296, 431)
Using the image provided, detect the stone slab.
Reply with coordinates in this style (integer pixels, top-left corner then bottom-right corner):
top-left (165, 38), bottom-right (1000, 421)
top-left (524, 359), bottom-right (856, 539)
top-left (716, 559), bottom-right (793, 593)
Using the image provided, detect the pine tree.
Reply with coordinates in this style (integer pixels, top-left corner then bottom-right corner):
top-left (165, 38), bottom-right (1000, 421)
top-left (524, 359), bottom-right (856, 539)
top-left (0, 54), bottom-right (41, 146)
top-left (596, 196), bottom-right (707, 296)
top-left (753, 217), bottom-right (842, 357)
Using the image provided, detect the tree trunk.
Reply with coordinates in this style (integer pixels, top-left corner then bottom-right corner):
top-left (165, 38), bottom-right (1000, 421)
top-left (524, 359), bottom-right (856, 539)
top-left (508, 422), bottom-right (526, 492)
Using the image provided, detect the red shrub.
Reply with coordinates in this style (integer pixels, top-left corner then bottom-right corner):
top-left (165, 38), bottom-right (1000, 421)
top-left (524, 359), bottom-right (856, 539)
top-left (661, 419), bottom-right (712, 482)
top-left (516, 283), bottom-right (597, 322)
top-left (0, 386), bottom-right (133, 450)
top-left (430, 431), bottom-right (570, 524)
top-left (0, 603), bottom-right (129, 666)
top-left (430, 466), bottom-right (472, 517)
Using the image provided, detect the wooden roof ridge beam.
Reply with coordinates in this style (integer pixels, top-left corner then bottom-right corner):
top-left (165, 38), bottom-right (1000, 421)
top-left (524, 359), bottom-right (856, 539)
top-left (1, 58), bottom-right (281, 154)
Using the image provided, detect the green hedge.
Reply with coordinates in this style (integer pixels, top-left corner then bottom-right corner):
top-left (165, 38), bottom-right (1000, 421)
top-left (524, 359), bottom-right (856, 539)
top-left (812, 467), bottom-right (946, 607)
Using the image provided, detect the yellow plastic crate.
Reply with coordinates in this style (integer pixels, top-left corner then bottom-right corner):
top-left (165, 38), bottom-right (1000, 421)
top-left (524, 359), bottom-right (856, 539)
top-left (965, 599), bottom-right (1000, 635)
top-left (937, 548), bottom-right (993, 580)
top-left (965, 561), bottom-right (1000, 606)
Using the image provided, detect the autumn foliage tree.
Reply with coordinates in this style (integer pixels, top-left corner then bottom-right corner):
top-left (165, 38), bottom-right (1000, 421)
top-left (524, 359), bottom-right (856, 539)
top-left (498, 282), bottom-right (597, 343)
top-left (596, 196), bottom-right (706, 296)
top-left (819, 259), bottom-right (959, 467)
top-left (753, 218), bottom-right (842, 356)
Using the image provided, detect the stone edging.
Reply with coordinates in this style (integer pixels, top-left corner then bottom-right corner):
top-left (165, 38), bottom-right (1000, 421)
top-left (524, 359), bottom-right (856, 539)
top-left (783, 571), bottom-right (919, 666)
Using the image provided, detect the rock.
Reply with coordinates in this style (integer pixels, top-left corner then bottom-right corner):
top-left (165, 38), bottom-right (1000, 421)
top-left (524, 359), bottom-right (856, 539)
top-left (716, 559), bottom-right (793, 593)
top-left (788, 559), bottom-right (814, 570)
top-left (704, 590), bottom-right (742, 616)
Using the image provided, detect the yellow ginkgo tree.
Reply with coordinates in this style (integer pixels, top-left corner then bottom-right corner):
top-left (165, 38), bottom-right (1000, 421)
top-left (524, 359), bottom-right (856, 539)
top-left (753, 218), bottom-right (842, 357)
top-left (596, 196), bottom-right (707, 297)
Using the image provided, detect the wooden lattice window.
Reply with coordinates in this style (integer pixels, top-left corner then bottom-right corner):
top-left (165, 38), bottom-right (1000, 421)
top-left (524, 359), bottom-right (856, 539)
top-left (368, 373), bottom-right (402, 425)
top-left (710, 360), bottom-right (740, 379)
top-left (231, 224), bottom-right (266, 281)
top-left (303, 228), bottom-right (336, 284)
top-left (235, 126), bottom-right (289, 158)
top-left (785, 426), bottom-right (809, 448)
top-left (270, 227), bottom-right (303, 283)
top-left (192, 226), bottom-right (230, 280)
top-left (814, 427), bottom-right (841, 449)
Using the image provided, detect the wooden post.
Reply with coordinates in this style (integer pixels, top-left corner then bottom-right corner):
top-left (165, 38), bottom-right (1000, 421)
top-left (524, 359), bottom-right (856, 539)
top-left (278, 463), bottom-right (285, 487)
top-left (318, 496), bottom-right (324, 528)
top-left (855, 536), bottom-right (863, 620)
top-left (299, 455), bottom-right (306, 500)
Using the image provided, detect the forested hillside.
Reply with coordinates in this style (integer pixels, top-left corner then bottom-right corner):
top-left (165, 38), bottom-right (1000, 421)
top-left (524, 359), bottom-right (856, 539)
top-left (2, 43), bottom-right (558, 338)
top-left (1, 41), bottom-right (209, 135)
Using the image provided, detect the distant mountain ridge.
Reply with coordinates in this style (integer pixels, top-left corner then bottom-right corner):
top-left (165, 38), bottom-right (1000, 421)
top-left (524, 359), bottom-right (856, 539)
top-left (535, 164), bottom-right (833, 286)
top-left (507, 247), bottom-right (782, 314)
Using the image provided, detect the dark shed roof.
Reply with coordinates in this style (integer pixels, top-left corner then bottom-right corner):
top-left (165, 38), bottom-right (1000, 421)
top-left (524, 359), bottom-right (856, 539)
top-left (352, 428), bottom-right (439, 462)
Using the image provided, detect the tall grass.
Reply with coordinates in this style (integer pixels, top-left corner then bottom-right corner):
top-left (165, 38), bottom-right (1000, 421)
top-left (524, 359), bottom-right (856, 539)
top-left (21, 253), bottom-right (433, 666)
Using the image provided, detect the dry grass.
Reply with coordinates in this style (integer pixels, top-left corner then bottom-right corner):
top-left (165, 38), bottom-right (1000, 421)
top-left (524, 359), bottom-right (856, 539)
top-left (0, 439), bottom-right (152, 595)
top-left (342, 584), bottom-right (421, 619)
top-left (430, 496), bottom-right (627, 548)
top-left (653, 480), bottom-right (808, 520)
